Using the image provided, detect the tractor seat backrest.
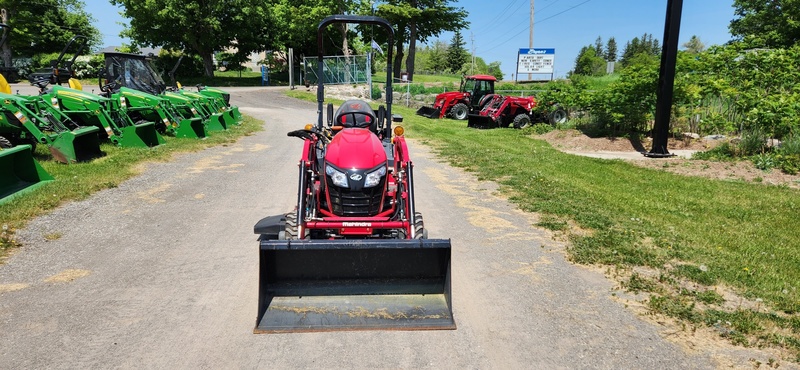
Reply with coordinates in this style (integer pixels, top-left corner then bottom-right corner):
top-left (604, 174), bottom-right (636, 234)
top-left (335, 100), bottom-right (377, 130)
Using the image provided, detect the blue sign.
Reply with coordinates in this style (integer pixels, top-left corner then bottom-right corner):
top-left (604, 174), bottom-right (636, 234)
top-left (518, 48), bottom-right (556, 55)
top-left (261, 65), bottom-right (269, 86)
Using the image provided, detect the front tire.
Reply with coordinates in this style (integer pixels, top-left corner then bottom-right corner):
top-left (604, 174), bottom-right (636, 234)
top-left (449, 103), bottom-right (469, 120)
top-left (513, 114), bottom-right (532, 129)
top-left (0, 136), bottom-right (12, 149)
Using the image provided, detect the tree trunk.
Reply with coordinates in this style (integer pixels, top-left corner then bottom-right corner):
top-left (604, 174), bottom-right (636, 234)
top-left (393, 27), bottom-right (405, 80)
top-left (1, 9), bottom-right (11, 68)
top-left (405, 0), bottom-right (418, 81)
top-left (201, 51), bottom-right (215, 77)
top-left (342, 23), bottom-right (350, 84)
top-left (406, 19), bottom-right (417, 82)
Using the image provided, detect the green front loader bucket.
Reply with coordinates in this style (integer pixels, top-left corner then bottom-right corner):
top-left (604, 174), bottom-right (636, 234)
top-left (116, 120), bottom-right (165, 147)
top-left (206, 112), bottom-right (227, 132)
top-left (49, 126), bottom-right (103, 163)
top-left (174, 117), bottom-right (207, 139)
top-left (0, 145), bottom-right (54, 203)
top-left (221, 110), bottom-right (237, 128)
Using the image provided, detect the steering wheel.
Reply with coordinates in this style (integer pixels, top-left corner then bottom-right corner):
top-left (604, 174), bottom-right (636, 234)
top-left (99, 75), bottom-right (121, 94)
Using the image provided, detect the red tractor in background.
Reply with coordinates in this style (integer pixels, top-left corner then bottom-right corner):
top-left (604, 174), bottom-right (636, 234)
top-left (467, 94), bottom-right (568, 129)
top-left (416, 74), bottom-right (497, 120)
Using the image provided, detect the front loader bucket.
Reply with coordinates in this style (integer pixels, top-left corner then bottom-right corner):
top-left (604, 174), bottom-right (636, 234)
top-left (205, 112), bottom-right (227, 132)
top-left (175, 117), bottom-right (207, 139)
top-left (256, 238), bottom-right (454, 333)
top-left (117, 121), bottom-right (165, 148)
top-left (467, 114), bottom-right (497, 129)
top-left (416, 106), bottom-right (441, 119)
top-left (49, 126), bottom-right (103, 163)
top-left (0, 145), bottom-right (54, 203)
top-left (231, 106), bottom-right (243, 122)
top-left (221, 110), bottom-right (237, 128)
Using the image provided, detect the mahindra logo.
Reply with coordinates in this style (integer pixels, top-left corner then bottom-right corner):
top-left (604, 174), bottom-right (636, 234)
top-left (349, 173), bottom-right (363, 181)
top-left (343, 222), bottom-right (372, 227)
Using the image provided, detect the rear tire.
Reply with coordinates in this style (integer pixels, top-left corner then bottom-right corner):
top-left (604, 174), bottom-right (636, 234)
top-left (513, 114), bottom-right (532, 129)
top-left (449, 103), bottom-right (469, 120)
top-left (548, 107), bottom-right (568, 125)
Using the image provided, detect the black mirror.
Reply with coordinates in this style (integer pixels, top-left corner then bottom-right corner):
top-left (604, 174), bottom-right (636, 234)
top-left (326, 103), bottom-right (334, 126)
top-left (392, 114), bottom-right (403, 123)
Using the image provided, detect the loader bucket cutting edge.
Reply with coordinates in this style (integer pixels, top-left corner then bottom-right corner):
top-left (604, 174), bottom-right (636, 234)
top-left (0, 145), bottom-right (54, 203)
top-left (256, 238), bottom-right (454, 333)
top-left (415, 106), bottom-right (441, 119)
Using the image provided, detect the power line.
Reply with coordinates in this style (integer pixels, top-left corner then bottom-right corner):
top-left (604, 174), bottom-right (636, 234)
top-left (479, 0), bottom-right (594, 54)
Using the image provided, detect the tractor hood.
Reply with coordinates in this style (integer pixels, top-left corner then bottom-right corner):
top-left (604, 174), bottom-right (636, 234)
top-left (434, 90), bottom-right (468, 102)
top-left (325, 128), bottom-right (387, 170)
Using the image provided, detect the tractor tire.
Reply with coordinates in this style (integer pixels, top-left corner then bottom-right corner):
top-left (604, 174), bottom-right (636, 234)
top-left (478, 94), bottom-right (497, 111)
top-left (548, 107), bottom-right (569, 125)
top-left (398, 212), bottom-right (427, 239)
top-left (283, 211), bottom-right (308, 240)
top-left (513, 113), bottom-right (532, 129)
top-left (449, 103), bottom-right (469, 120)
top-left (0, 136), bottom-right (12, 149)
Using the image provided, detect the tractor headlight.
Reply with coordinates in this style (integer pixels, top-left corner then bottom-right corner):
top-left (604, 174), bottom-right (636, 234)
top-left (325, 165), bottom-right (348, 188)
top-left (364, 166), bottom-right (386, 188)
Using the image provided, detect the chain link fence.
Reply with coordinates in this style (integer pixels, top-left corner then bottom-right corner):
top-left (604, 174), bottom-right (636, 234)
top-left (303, 55), bottom-right (370, 85)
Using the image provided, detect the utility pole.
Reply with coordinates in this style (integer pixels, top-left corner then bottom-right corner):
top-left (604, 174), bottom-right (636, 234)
top-left (471, 32), bottom-right (475, 75)
top-left (529, 0), bottom-right (534, 81)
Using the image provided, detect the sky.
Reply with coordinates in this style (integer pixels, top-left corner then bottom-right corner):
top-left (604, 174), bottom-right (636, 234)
top-left (85, 0), bottom-right (736, 80)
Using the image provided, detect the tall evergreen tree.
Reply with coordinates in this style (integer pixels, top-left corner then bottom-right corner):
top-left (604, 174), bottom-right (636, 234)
top-left (605, 37), bottom-right (618, 62)
top-left (446, 29), bottom-right (468, 73)
top-left (594, 36), bottom-right (604, 58)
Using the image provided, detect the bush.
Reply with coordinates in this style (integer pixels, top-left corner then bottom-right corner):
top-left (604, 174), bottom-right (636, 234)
top-left (371, 84), bottom-right (382, 100)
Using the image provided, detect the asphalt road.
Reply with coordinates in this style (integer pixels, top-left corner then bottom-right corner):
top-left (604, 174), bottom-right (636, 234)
top-left (0, 87), bottom-right (772, 369)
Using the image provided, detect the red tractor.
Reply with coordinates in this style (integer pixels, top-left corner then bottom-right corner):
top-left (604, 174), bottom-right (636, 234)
top-left (252, 15), bottom-right (454, 334)
top-left (416, 74), bottom-right (497, 120)
top-left (467, 94), bottom-right (568, 129)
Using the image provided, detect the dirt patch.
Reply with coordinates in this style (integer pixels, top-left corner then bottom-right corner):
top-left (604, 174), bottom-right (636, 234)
top-left (538, 129), bottom-right (800, 189)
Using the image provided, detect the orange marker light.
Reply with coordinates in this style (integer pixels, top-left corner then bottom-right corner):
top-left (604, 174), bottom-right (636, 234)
top-left (393, 126), bottom-right (404, 136)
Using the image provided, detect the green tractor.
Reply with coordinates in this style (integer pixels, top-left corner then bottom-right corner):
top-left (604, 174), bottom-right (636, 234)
top-left (103, 52), bottom-right (229, 132)
top-left (165, 55), bottom-right (241, 126)
top-left (26, 35), bottom-right (165, 148)
top-left (0, 90), bottom-right (102, 164)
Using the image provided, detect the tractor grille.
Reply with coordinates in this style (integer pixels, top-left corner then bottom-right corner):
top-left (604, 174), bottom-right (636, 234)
top-left (222, 93), bottom-right (230, 106)
top-left (327, 177), bottom-right (385, 217)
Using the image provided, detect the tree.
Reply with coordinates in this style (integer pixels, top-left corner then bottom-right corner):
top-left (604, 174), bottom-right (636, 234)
top-left (620, 33), bottom-right (660, 67)
top-left (682, 35), bottom-right (706, 54)
top-left (112, 0), bottom-right (279, 76)
top-left (0, 0), bottom-right (100, 66)
top-left (594, 36), bottom-right (604, 58)
top-left (572, 46), bottom-right (605, 76)
top-left (487, 61), bottom-right (503, 80)
top-left (446, 30), bottom-right (468, 73)
top-left (730, 0), bottom-right (800, 48)
top-left (605, 37), bottom-right (618, 62)
top-left (374, 0), bottom-right (468, 80)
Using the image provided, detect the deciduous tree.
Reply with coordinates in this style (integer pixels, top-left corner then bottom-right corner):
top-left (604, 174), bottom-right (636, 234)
top-left (112, 0), bottom-right (278, 76)
top-left (0, 0), bottom-right (99, 66)
top-left (730, 0), bottom-right (800, 48)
